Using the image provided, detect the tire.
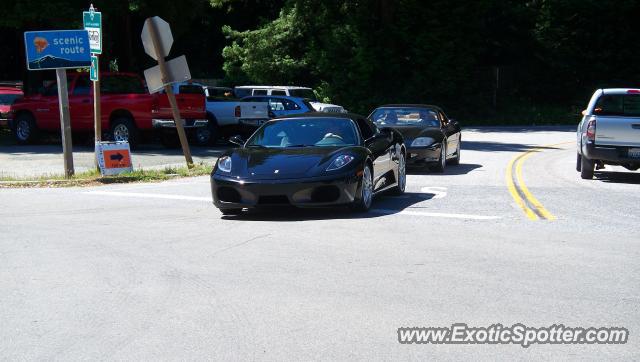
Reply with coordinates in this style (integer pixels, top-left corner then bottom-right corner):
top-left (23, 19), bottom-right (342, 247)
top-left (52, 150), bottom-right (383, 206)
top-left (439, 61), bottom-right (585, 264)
top-left (205, 114), bottom-right (220, 146)
top-left (433, 143), bottom-right (446, 173)
top-left (110, 117), bottom-right (138, 147)
top-left (448, 136), bottom-right (461, 165)
top-left (580, 154), bottom-right (595, 179)
top-left (576, 153), bottom-right (582, 172)
top-left (351, 164), bottom-right (374, 212)
top-left (13, 113), bottom-right (39, 144)
top-left (392, 151), bottom-right (406, 195)
top-left (221, 208), bottom-right (242, 215)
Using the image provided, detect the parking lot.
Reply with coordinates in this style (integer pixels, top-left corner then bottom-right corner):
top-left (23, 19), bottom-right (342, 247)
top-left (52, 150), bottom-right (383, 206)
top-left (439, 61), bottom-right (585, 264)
top-left (1, 126), bottom-right (638, 359)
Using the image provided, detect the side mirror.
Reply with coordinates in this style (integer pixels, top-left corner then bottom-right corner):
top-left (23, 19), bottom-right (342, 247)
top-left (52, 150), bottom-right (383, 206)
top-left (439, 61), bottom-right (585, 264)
top-left (229, 135), bottom-right (244, 146)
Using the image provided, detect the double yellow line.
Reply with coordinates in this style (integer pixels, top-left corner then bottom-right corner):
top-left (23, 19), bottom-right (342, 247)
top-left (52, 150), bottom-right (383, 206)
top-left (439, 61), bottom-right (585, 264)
top-left (505, 142), bottom-right (571, 220)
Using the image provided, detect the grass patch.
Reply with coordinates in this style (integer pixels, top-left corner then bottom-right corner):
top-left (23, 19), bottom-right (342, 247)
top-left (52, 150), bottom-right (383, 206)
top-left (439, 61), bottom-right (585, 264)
top-left (0, 162), bottom-right (213, 188)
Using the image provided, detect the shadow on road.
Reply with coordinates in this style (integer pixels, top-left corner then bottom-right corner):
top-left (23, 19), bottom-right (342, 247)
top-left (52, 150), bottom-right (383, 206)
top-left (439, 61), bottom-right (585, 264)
top-left (408, 163), bottom-right (482, 176)
top-left (462, 141), bottom-right (563, 153)
top-left (594, 171), bottom-right (640, 184)
top-left (221, 192), bottom-right (435, 221)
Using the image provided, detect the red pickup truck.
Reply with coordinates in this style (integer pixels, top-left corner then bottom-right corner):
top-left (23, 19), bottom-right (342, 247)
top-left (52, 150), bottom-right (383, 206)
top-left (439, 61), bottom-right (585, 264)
top-left (8, 72), bottom-right (207, 147)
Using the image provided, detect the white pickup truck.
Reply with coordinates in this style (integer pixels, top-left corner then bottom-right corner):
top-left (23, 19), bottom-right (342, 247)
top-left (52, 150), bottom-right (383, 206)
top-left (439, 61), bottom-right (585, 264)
top-left (202, 86), bottom-right (270, 142)
top-left (234, 86), bottom-right (347, 113)
top-left (577, 88), bottom-right (640, 179)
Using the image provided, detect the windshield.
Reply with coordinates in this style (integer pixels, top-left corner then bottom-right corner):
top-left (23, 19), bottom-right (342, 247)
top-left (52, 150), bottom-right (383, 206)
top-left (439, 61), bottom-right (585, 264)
top-left (289, 89), bottom-right (318, 102)
top-left (0, 94), bottom-right (20, 105)
top-left (371, 107), bottom-right (440, 127)
top-left (246, 118), bottom-right (359, 148)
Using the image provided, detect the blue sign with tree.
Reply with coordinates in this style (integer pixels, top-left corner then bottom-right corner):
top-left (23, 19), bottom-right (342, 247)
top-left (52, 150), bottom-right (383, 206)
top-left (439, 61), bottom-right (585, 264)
top-left (24, 30), bottom-right (92, 70)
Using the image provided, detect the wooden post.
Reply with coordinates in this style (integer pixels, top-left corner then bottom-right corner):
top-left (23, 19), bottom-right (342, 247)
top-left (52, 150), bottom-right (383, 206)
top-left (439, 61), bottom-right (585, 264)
top-left (56, 69), bottom-right (75, 178)
top-left (146, 18), bottom-right (193, 167)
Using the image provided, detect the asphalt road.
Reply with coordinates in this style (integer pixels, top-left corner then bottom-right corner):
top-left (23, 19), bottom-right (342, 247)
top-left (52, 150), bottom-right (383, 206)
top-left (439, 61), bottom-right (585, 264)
top-left (1, 127), bottom-right (639, 360)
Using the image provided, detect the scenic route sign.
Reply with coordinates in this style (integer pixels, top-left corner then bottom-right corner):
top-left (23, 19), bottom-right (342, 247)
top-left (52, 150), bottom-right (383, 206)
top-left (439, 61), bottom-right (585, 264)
top-left (24, 30), bottom-right (91, 70)
top-left (83, 5), bottom-right (102, 54)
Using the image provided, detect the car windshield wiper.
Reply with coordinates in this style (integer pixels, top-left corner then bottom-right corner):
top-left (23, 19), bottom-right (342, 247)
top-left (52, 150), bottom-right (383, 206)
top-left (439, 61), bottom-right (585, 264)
top-left (284, 144), bottom-right (309, 148)
top-left (246, 144), bottom-right (266, 148)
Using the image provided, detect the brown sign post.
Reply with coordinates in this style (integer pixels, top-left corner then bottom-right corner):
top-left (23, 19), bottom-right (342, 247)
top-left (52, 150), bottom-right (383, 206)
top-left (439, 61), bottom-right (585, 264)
top-left (141, 16), bottom-right (193, 167)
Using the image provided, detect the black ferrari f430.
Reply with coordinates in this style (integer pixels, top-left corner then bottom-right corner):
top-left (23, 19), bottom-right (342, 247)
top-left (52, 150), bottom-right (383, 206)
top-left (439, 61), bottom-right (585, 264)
top-left (211, 113), bottom-right (406, 215)
top-left (369, 104), bottom-right (461, 172)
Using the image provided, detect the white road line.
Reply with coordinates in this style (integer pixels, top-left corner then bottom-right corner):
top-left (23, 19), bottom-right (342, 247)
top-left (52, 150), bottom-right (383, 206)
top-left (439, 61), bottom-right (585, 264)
top-left (371, 209), bottom-right (501, 220)
top-left (84, 191), bottom-right (211, 202)
top-left (420, 186), bottom-right (448, 199)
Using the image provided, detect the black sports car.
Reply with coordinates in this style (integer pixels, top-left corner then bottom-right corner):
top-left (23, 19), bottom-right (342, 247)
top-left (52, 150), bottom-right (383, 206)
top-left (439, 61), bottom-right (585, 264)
top-left (368, 104), bottom-right (461, 172)
top-left (211, 113), bottom-right (406, 215)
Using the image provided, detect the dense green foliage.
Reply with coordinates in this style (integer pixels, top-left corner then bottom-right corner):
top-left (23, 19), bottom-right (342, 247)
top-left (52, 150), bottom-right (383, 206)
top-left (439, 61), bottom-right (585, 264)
top-left (1, 0), bottom-right (639, 123)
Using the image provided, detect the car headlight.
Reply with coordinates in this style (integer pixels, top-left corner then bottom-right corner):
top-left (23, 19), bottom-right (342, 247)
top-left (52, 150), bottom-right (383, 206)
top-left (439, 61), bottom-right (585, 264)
top-left (327, 155), bottom-right (355, 171)
top-left (217, 156), bottom-right (232, 173)
top-left (411, 137), bottom-right (436, 147)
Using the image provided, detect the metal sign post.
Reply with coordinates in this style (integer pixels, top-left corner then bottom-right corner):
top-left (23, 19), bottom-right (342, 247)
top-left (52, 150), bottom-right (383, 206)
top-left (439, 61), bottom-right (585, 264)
top-left (141, 16), bottom-right (193, 167)
top-left (24, 29), bottom-right (92, 178)
top-left (84, 4), bottom-right (102, 170)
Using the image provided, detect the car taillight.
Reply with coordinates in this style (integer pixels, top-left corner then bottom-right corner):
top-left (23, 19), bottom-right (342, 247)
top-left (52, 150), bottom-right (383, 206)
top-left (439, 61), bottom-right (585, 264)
top-left (234, 105), bottom-right (241, 118)
top-left (586, 118), bottom-right (596, 141)
top-left (627, 89), bottom-right (640, 94)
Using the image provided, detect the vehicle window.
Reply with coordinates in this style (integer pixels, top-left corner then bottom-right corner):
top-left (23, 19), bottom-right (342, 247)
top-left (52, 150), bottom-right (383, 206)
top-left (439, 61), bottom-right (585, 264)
top-left (371, 107), bottom-right (440, 127)
top-left (247, 118), bottom-right (358, 148)
top-left (72, 76), bottom-right (91, 96)
top-left (271, 90), bottom-right (287, 96)
top-left (253, 89), bottom-right (268, 95)
top-left (234, 88), bottom-right (251, 98)
top-left (289, 89), bottom-right (318, 102)
top-left (0, 94), bottom-right (21, 105)
top-left (282, 99), bottom-right (301, 111)
top-left (268, 99), bottom-right (286, 111)
top-left (101, 75), bottom-right (145, 94)
top-left (356, 118), bottom-right (375, 139)
top-left (594, 94), bottom-right (640, 116)
top-left (42, 81), bottom-right (59, 96)
top-left (179, 85), bottom-right (205, 95)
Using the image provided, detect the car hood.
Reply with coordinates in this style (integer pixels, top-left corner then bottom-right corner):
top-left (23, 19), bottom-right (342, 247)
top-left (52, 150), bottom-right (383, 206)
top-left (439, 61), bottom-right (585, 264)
top-left (226, 146), bottom-right (362, 180)
top-left (384, 125), bottom-right (443, 142)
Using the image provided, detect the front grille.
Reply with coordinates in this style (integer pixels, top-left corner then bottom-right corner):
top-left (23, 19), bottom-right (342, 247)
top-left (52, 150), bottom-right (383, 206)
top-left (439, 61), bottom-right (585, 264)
top-left (217, 187), bottom-right (241, 203)
top-left (258, 195), bottom-right (290, 205)
top-left (310, 186), bottom-right (340, 203)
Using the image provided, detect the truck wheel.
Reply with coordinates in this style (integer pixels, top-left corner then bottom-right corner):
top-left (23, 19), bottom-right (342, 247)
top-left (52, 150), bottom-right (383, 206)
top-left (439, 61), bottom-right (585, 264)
top-left (111, 118), bottom-right (138, 147)
top-left (580, 154), bottom-right (595, 179)
top-left (576, 153), bottom-right (582, 172)
top-left (13, 113), bottom-right (39, 144)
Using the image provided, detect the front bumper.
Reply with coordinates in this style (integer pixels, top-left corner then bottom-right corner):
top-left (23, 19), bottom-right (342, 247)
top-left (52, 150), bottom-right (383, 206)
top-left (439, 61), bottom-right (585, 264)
top-left (211, 172), bottom-right (361, 210)
top-left (406, 144), bottom-right (441, 165)
top-left (582, 142), bottom-right (640, 165)
top-left (152, 119), bottom-right (208, 129)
